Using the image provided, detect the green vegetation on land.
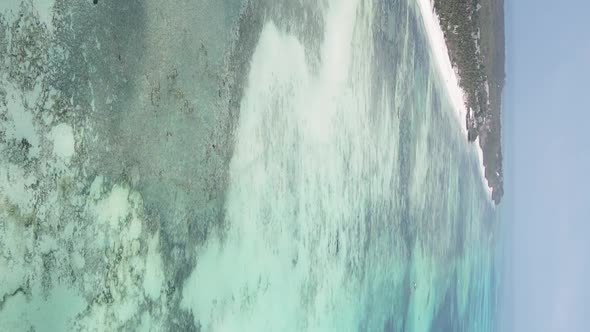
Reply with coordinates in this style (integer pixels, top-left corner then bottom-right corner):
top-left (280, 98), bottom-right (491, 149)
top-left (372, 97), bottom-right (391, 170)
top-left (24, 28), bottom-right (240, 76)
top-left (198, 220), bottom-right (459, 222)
top-left (433, 0), bottom-right (505, 204)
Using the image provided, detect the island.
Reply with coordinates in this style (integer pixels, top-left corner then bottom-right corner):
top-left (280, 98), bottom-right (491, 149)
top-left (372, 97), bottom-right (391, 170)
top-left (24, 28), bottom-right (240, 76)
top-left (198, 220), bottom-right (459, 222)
top-left (432, 0), bottom-right (505, 204)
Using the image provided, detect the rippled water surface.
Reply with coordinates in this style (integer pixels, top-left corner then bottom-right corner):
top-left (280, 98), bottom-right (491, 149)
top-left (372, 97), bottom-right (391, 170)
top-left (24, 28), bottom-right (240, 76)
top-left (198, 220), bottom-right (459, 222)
top-left (0, 0), bottom-right (499, 331)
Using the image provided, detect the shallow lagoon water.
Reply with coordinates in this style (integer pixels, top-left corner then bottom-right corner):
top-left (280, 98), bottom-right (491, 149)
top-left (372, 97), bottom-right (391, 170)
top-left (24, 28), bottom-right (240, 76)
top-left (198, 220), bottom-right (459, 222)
top-left (0, 0), bottom-right (499, 331)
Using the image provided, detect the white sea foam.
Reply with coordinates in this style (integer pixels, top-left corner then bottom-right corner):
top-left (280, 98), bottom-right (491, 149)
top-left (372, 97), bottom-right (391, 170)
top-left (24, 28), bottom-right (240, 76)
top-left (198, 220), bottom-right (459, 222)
top-left (415, 0), bottom-right (493, 201)
top-left (474, 137), bottom-right (494, 200)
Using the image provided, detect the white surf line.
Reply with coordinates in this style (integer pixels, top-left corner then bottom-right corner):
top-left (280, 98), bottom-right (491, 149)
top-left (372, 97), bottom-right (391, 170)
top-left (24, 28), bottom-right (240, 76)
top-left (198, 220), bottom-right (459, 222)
top-left (415, 0), bottom-right (494, 202)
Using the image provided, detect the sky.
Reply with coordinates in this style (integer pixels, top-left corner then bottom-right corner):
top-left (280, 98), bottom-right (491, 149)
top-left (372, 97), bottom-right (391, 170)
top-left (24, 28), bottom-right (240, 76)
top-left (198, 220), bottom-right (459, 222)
top-left (504, 0), bottom-right (590, 331)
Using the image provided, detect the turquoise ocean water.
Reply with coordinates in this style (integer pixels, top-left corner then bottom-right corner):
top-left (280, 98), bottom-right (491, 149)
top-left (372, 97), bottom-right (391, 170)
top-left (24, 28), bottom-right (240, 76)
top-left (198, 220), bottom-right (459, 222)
top-left (0, 0), bottom-right (499, 330)
top-left (182, 0), bottom-right (500, 330)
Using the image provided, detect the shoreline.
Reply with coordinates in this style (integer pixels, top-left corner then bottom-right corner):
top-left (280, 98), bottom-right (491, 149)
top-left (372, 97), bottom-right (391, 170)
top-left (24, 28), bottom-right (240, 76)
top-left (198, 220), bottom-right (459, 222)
top-left (415, 0), bottom-right (494, 202)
